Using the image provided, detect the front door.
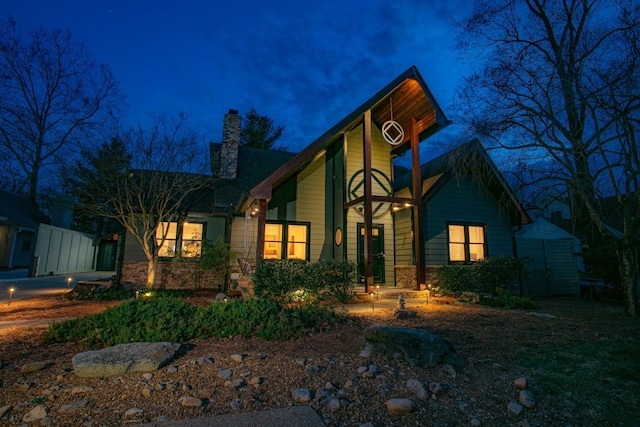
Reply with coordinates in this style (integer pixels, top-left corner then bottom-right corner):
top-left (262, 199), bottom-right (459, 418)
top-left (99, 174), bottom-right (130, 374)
top-left (357, 223), bottom-right (385, 283)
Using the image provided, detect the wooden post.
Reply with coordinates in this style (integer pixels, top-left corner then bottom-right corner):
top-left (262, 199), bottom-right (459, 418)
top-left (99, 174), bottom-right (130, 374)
top-left (363, 110), bottom-right (374, 294)
top-left (256, 199), bottom-right (267, 263)
top-left (411, 117), bottom-right (425, 290)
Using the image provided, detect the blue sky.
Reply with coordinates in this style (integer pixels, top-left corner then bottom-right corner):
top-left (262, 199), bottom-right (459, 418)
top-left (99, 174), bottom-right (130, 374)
top-left (1, 0), bottom-right (472, 156)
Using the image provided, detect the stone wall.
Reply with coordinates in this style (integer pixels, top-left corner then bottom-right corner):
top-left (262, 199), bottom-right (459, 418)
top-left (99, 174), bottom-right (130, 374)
top-left (394, 265), bottom-right (440, 290)
top-left (120, 261), bottom-right (225, 290)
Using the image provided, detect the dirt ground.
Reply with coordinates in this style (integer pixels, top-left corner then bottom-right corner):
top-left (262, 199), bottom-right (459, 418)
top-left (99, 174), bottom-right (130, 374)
top-left (0, 292), bottom-right (638, 426)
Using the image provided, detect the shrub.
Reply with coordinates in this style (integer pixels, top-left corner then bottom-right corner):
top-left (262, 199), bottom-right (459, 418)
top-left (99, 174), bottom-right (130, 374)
top-left (435, 256), bottom-right (527, 296)
top-left (252, 259), bottom-right (357, 304)
top-left (478, 288), bottom-right (536, 309)
top-left (43, 297), bottom-right (344, 347)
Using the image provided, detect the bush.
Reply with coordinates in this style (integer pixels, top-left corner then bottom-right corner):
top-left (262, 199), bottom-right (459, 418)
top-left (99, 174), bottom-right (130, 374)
top-left (43, 297), bottom-right (344, 347)
top-left (252, 259), bottom-right (357, 304)
top-left (478, 288), bottom-right (536, 310)
top-left (435, 256), bottom-right (527, 296)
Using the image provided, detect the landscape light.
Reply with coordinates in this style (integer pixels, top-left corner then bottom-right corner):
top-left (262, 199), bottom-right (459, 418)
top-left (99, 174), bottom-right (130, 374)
top-left (8, 287), bottom-right (15, 306)
top-left (370, 292), bottom-right (375, 312)
top-left (66, 277), bottom-right (72, 291)
top-left (376, 284), bottom-right (380, 300)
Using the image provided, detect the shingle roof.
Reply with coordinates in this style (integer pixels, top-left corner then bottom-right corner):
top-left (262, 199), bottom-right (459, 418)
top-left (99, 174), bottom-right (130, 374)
top-left (0, 190), bottom-right (50, 229)
top-left (210, 143), bottom-right (296, 210)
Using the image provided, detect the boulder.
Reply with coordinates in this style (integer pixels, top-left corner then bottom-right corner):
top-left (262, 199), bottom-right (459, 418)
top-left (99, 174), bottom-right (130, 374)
top-left (72, 342), bottom-right (180, 378)
top-left (361, 325), bottom-right (464, 370)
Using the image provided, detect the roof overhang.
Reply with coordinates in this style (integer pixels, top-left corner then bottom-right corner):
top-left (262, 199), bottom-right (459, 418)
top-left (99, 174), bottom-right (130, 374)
top-left (243, 66), bottom-right (449, 211)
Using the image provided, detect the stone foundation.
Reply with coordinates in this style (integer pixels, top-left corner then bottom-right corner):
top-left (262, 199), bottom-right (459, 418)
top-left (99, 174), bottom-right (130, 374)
top-left (120, 261), bottom-right (225, 290)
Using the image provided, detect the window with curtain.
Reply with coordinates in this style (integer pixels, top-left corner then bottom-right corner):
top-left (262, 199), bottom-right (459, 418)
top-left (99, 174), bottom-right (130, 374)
top-left (263, 221), bottom-right (309, 261)
top-left (156, 221), bottom-right (204, 258)
top-left (447, 223), bottom-right (486, 262)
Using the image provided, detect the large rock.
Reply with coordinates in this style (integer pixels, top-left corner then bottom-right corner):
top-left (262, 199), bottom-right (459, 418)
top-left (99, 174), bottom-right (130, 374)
top-left (72, 342), bottom-right (180, 378)
top-left (361, 325), bottom-right (464, 370)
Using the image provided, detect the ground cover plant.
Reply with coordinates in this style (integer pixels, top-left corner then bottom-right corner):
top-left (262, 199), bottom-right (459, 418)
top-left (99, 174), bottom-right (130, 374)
top-left (42, 296), bottom-right (344, 348)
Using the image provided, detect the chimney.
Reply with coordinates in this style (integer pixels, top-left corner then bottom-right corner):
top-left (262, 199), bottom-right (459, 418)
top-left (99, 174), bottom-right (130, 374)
top-left (219, 109), bottom-right (241, 179)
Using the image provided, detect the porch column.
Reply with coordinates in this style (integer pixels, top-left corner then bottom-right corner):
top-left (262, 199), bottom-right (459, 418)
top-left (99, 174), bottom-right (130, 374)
top-left (363, 109), bottom-right (374, 294)
top-left (255, 199), bottom-right (267, 262)
top-left (411, 117), bottom-right (425, 290)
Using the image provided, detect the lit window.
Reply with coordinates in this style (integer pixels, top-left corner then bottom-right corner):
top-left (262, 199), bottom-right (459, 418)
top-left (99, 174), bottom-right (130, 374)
top-left (156, 221), bottom-right (203, 258)
top-left (447, 224), bottom-right (486, 262)
top-left (263, 222), bottom-right (309, 261)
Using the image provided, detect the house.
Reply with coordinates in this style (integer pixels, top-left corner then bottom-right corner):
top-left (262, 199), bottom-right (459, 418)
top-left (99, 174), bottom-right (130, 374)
top-left (0, 190), bottom-right (50, 270)
top-left (119, 66), bottom-right (533, 293)
top-left (392, 140), bottom-right (530, 287)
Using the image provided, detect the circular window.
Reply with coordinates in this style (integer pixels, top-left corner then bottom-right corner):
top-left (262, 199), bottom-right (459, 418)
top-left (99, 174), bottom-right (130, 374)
top-left (335, 228), bottom-right (343, 246)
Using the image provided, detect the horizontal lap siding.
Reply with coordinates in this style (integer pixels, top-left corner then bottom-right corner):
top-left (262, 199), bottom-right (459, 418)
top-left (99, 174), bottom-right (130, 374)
top-left (230, 215), bottom-right (257, 263)
top-left (425, 176), bottom-right (514, 266)
top-left (516, 237), bottom-right (579, 296)
top-left (296, 153), bottom-right (326, 261)
top-left (394, 209), bottom-right (413, 265)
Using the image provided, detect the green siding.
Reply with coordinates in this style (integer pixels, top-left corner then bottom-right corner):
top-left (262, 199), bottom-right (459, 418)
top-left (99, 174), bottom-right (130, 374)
top-left (296, 152), bottom-right (326, 261)
top-left (424, 176), bottom-right (515, 266)
top-left (394, 208), bottom-right (413, 266)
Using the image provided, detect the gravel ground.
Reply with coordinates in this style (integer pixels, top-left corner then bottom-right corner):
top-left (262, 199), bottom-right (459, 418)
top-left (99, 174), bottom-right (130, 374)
top-left (0, 294), bottom-right (638, 426)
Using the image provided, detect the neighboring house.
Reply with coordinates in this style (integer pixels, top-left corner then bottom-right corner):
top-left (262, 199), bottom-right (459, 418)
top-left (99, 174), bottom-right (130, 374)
top-left (393, 140), bottom-right (530, 286)
top-left (0, 190), bottom-right (50, 269)
top-left (515, 217), bottom-right (583, 296)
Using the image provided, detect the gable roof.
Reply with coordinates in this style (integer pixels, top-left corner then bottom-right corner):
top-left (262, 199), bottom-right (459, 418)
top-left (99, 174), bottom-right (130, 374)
top-left (246, 66), bottom-right (450, 204)
top-left (516, 217), bottom-right (579, 241)
top-left (0, 190), bottom-right (50, 229)
top-left (395, 139), bottom-right (531, 226)
top-left (210, 143), bottom-right (296, 210)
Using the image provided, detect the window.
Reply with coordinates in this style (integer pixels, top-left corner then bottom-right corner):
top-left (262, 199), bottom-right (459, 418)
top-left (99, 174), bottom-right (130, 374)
top-left (156, 221), bottom-right (204, 258)
top-left (263, 221), bottom-right (309, 261)
top-left (448, 224), bottom-right (486, 262)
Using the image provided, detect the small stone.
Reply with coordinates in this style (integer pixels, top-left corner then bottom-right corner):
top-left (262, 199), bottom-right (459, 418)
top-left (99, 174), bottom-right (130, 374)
top-left (314, 388), bottom-right (330, 402)
top-left (517, 419), bottom-right (531, 427)
top-left (240, 371), bottom-right (252, 377)
top-left (23, 405), bottom-right (47, 422)
top-left (459, 401), bottom-right (469, 411)
top-left (157, 416), bottom-right (167, 422)
top-left (141, 387), bottom-right (153, 397)
top-left (326, 398), bottom-right (341, 411)
top-left (343, 380), bottom-right (353, 389)
top-left (20, 361), bottom-right (49, 374)
top-left (71, 385), bottom-right (94, 394)
top-left (249, 376), bottom-right (264, 387)
top-left (230, 353), bottom-right (245, 362)
top-left (386, 398), bottom-right (415, 415)
top-left (295, 358), bottom-right (307, 366)
top-left (230, 400), bottom-right (242, 411)
top-left (0, 405), bottom-right (12, 419)
top-left (124, 408), bottom-right (144, 418)
top-left (197, 357), bottom-right (214, 365)
top-left (182, 383), bottom-right (192, 391)
top-left (167, 365), bottom-right (178, 373)
top-left (218, 369), bottom-right (233, 379)
top-left (58, 400), bottom-right (89, 413)
top-left (40, 416), bottom-right (52, 425)
top-left (155, 383), bottom-right (166, 391)
top-left (357, 366), bottom-right (368, 374)
top-left (291, 388), bottom-right (313, 403)
top-left (178, 396), bottom-right (203, 407)
top-left (228, 379), bottom-right (246, 390)
top-left (142, 373), bottom-right (153, 380)
top-left (492, 362), bottom-right (507, 370)
top-left (405, 379), bottom-right (428, 400)
top-left (428, 382), bottom-right (443, 396)
top-left (442, 364), bottom-right (457, 379)
top-left (305, 364), bottom-right (321, 376)
top-left (519, 390), bottom-right (536, 409)
top-left (470, 418), bottom-right (481, 426)
top-left (359, 423), bottom-right (375, 427)
top-left (513, 377), bottom-right (528, 389)
top-left (507, 402), bottom-right (523, 415)
top-left (13, 382), bottom-right (33, 392)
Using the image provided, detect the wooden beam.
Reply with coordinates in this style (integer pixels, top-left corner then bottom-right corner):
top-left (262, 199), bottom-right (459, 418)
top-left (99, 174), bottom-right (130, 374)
top-left (411, 117), bottom-right (425, 290)
top-left (363, 109), bottom-right (374, 294)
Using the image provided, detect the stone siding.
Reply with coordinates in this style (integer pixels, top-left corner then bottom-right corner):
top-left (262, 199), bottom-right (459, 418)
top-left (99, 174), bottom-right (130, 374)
top-left (120, 261), bottom-right (225, 290)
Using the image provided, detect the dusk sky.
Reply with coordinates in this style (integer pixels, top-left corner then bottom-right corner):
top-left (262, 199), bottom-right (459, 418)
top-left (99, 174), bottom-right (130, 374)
top-left (1, 0), bottom-right (473, 158)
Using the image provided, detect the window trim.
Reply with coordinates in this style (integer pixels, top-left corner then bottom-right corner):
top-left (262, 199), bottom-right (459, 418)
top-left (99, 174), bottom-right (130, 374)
top-left (264, 220), bottom-right (310, 261)
top-left (446, 222), bottom-right (487, 263)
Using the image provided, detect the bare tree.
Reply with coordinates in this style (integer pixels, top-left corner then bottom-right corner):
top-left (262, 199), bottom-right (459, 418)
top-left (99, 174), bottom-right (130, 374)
top-left (73, 113), bottom-right (212, 288)
top-left (0, 16), bottom-right (123, 204)
top-left (453, 0), bottom-right (640, 315)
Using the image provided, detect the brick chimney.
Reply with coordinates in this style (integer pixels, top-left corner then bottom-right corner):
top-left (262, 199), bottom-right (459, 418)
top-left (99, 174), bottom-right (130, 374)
top-left (219, 109), bottom-right (242, 179)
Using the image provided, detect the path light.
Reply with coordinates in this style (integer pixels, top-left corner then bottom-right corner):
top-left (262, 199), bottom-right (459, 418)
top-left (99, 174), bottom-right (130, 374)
top-left (8, 287), bottom-right (15, 306)
top-left (135, 290), bottom-right (140, 299)
top-left (376, 284), bottom-right (380, 300)
top-left (370, 292), bottom-right (375, 312)
top-left (224, 297), bottom-right (228, 303)
top-left (66, 277), bottom-right (72, 291)
top-left (427, 283), bottom-right (432, 305)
